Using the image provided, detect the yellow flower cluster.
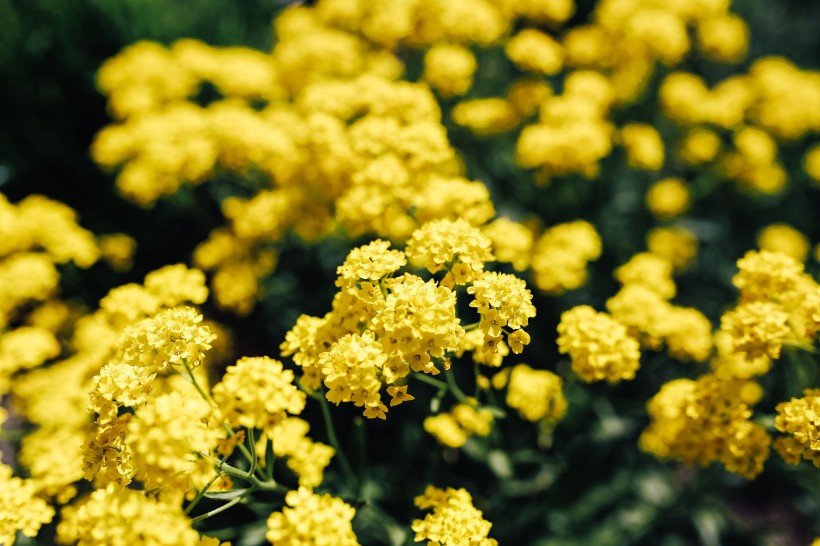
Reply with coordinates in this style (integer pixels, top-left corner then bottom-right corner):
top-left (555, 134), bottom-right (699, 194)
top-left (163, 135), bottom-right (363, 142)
top-left (406, 218), bottom-right (494, 287)
top-left (79, 266), bottom-right (215, 491)
top-left (757, 224), bottom-right (809, 263)
top-left (284, 221), bottom-right (536, 419)
top-left (506, 29), bottom-right (563, 76)
top-left (619, 123), bottom-right (664, 171)
top-left (126, 392), bottom-right (223, 502)
top-left (261, 418), bottom-right (334, 488)
top-left (266, 487), bottom-right (360, 546)
top-left (557, 305), bottom-right (641, 383)
top-left (503, 364), bottom-right (567, 424)
top-left (424, 403), bottom-right (494, 448)
top-left (607, 253), bottom-right (713, 361)
top-left (646, 177), bottom-right (690, 219)
top-left (0, 463), bottom-right (55, 546)
top-left (412, 485), bottom-right (497, 546)
top-left (530, 220), bottom-right (602, 294)
top-left (56, 486), bottom-right (200, 546)
top-left (18, 426), bottom-right (86, 504)
top-left (722, 126), bottom-right (786, 194)
top-left (481, 217), bottom-right (533, 272)
top-left (720, 250), bottom-right (820, 360)
top-left (212, 356), bottom-right (306, 430)
top-left (516, 71), bottom-right (614, 178)
top-left (773, 389), bottom-right (820, 467)
top-left (452, 98), bottom-right (521, 135)
top-left (423, 43), bottom-right (477, 97)
top-left (640, 374), bottom-right (771, 479)
top-left (646, 226), bottom-right (698, 271)
top-left (468, 271), bottom-right (536, 354)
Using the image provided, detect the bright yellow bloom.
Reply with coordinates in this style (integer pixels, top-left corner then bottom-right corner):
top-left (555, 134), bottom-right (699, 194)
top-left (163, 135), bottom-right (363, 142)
top-left (405, 218), bottom-right (493, 286)
top-left (57, 486), bottom-right (199, 546)
top-left (0, 463), bottom-right (54, 545)
top-left (266, 487), bottom-right (360, 546)
top-left (412, 486), bottom-right (497, 546)
top-left (773, 389), bottom-right (820, 467)
top-left (620, 123), bottom-right (665, 171)
top-left (557, 305), bottom-right (641, 383)
top-left (640, 374), bottom-right (771, 479)
top-left (506, 364), bottom-right (567, 424)
top-left (757, 224), bottom-right (810, 263)
top-left (423, 43), bottom-right (477, 97)
top-left (506, 29), bottom-right (563, 75)
top-left (212, 356), bottom-right (306, 430)
top-left (646, 177), bottom-right (690, 219)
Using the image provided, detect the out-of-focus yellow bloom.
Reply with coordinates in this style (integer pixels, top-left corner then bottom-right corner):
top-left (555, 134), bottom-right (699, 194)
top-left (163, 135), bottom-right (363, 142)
top-left (757, 224), bottom-right (810, 263)
top-left (646, 177), bottom-right (690, 219)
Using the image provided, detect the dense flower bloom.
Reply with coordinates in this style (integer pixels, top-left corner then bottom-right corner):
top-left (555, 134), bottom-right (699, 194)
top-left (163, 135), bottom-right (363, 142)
top-left (468, 271), bottom-right (536, 354)
top-left (412, 486), bottom-right (497, 546)
top-left (266, 487), bottom-right (360, 546)
top-left (773, 389), bottom-right (820, 467)
top-left (56, 486), bottom-right (199, 546)
top-left (640, 374), bottom-right (771, 479)
top-left (0, 463), bottom-right (55, 546)
top-left (557, 305), bottom-right (641, 383)
top-left (405, 218), bottom-right (493, 286)
top-left (127, 391), bottom-right (224, 501)
top-left (506, 364), bottom-right (567, 424)
top-left (212, 356), bottom-right (306, 429)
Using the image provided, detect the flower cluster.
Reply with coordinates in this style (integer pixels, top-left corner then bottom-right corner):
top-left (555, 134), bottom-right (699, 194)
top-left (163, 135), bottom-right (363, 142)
top-left (266, 487), bottom-right (360, 546)
top-left (529, 220), bottom-right (602, 294)
top-left (557, 305), bottom-right (641, 383)
top-left (773, 389), bottom-right (820, 467)
top-left (503, 364), bottom-right (568, 424)
top-left (412, 486), bottom-right (497, 546)
top-left (424, 403), bottom-right (494, 448)
top-left (284, 221), bottom-right (537, 419)
top-left (212, 356), bottom-right (306, 430)
top-left (640, 374), bottom-right (771, 479)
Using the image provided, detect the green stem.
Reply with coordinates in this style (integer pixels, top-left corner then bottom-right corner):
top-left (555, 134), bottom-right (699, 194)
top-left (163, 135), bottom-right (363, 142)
top-left (247, 428), bottom-right (258, 478)
top-left (413, 373), bottom-right (448, 391)
top-left (221, 463), bottom-right (286, 493)
top-left (313, 391), bottom-right (359, 493)
top-left (264, 435), bottom-right (275, 482)
top-left (190, 495), bottom-right (245, 524)
top-left (182, 358), bottom-right (213, 404)
top-left (184, 469), bottom-right (223, 516)
top-left (445, 368), bottom-right (470, 403)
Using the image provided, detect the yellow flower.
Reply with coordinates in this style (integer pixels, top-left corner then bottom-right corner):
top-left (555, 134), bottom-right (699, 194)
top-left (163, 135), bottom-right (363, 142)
top-left (506, 364), bottom-right (567, 424)
top-left (57, 486), bottom-right (199, 545)
top-left (423, 43), bottom-right (477, 97)
top-left (757, 224), bottom-right (809, 263)
top-left (412, 486), bottom-right (497, 546)
top-left (266, 487), bottom-right (360, 546)
top-left (0, 463), bottom-right (54, 545)
top-left (640, 374), bottom-right (771, 479)
top-left (212, 356), bottom-right (306, 430)
top-left (773, 389), bottom-right (820, 467)
top-left (646, 177), bottom-right (690, 219)
top-left (620, 123), bottom-right (665, 171)
top-left (506, 29), bottom-right (563, 75)
top-left (387, 385), bottom-right (415, 407)
top-left (557, 305), bottom-right (641, 383)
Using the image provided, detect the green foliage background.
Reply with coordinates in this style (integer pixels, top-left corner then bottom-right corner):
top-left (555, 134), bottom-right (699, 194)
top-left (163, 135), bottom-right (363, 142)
top-left (1, 1), bottom-right (819, 545)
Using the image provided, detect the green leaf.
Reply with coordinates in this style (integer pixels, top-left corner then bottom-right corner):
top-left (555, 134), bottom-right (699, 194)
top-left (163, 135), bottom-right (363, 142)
top-left (204, 488), bottom-right (249, 500)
